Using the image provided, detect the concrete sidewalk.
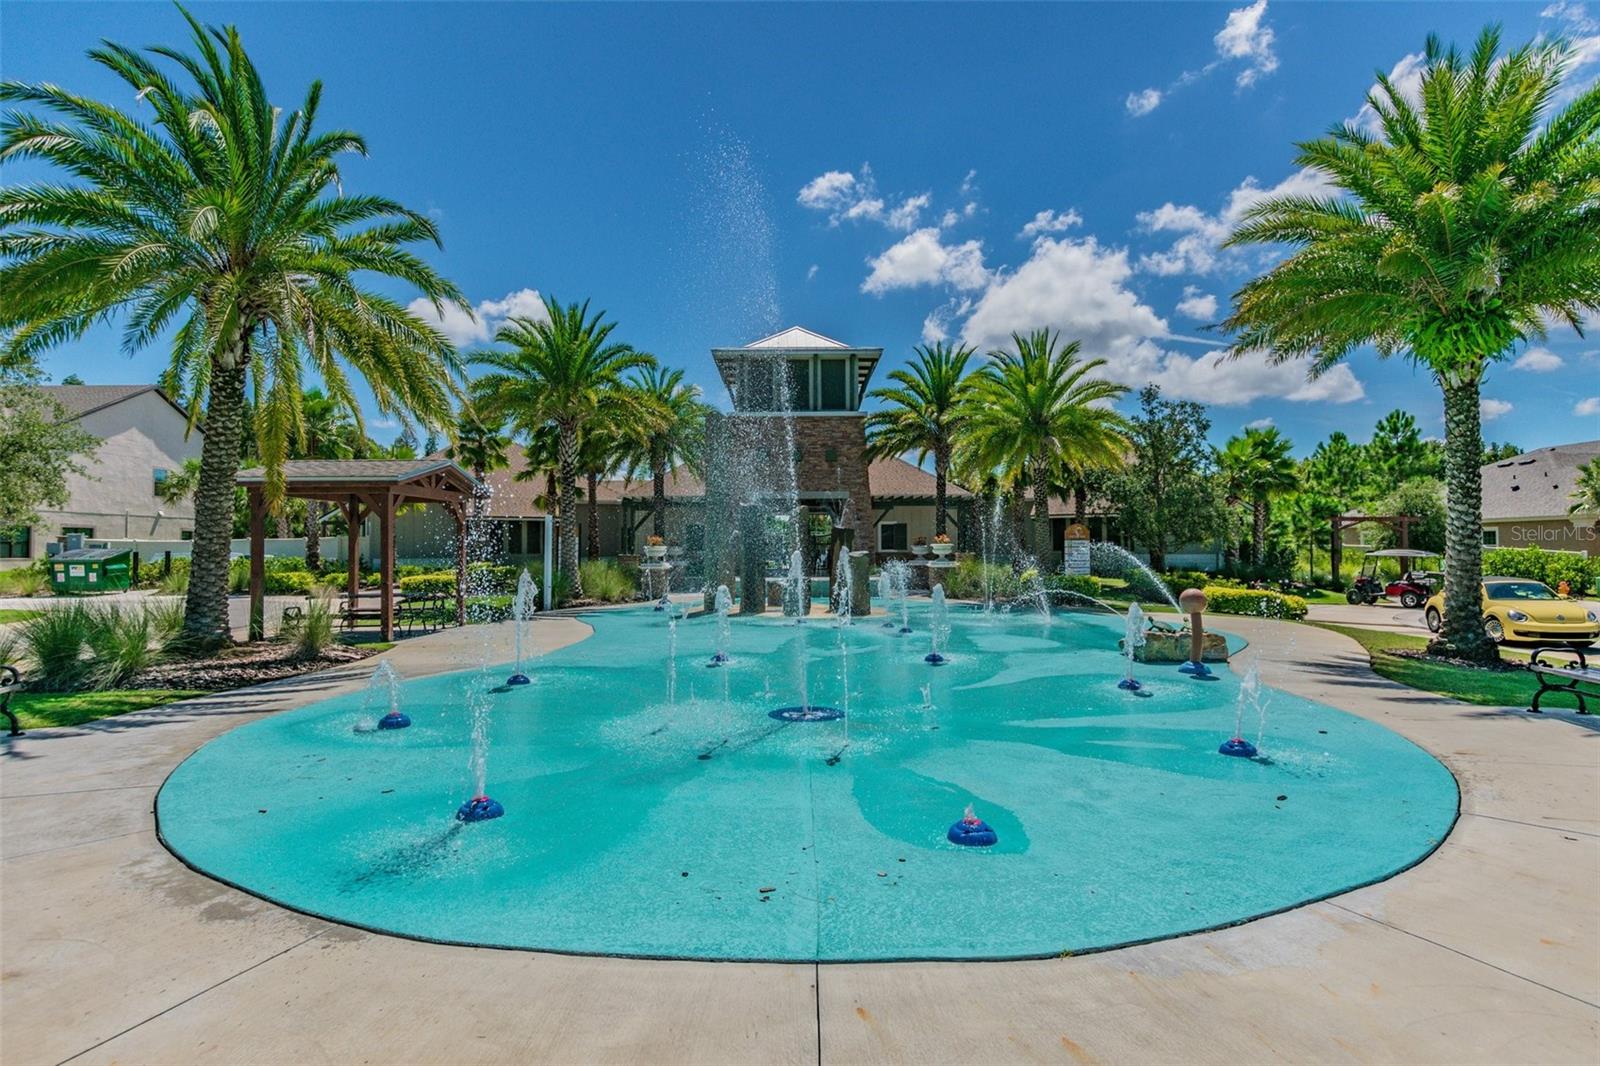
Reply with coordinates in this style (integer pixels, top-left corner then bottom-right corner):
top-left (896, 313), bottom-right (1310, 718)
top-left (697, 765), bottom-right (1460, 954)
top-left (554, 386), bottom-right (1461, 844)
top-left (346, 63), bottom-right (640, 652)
top-left (2, 615), bottom-right (1596, 1065)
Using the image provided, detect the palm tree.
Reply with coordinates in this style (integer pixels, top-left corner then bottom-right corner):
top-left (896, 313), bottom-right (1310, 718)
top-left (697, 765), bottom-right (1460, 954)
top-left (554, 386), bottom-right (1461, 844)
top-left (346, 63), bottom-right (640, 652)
top-left (299, 388), bottom-right (354, 570)
top-left (0, 10), bottom-right (467, 645)
top-left (1218, 427), bottom-right (1298, 567)
top-left (470, 298), bottom-right (653, 597)
top-left (1571, 458), bottom-right (1600, 528)
top-left (865, 341), bottom-right (975, 537)
top-left (447, 409), bottom-right (511, 519)
top-left (1222, 27), bottom-right (1600, 661)
top-left (960, 330), bottom-right (1130, 558)
top-left (618, 365), bottom-right (709, 538)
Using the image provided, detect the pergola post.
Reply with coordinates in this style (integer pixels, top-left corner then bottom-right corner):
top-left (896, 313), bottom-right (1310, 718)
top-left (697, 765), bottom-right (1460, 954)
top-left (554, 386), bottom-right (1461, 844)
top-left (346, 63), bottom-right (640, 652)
top-left (379, 489), bottom-right (396, 641)
top-left (248, 486), bottom-right (266, 642)
top-left (451, 501), bottom-right (467, 627)
top-left (1330, 517), bottom-right (1343, 587)
top-left (345, 495), bottom-right (361, 601)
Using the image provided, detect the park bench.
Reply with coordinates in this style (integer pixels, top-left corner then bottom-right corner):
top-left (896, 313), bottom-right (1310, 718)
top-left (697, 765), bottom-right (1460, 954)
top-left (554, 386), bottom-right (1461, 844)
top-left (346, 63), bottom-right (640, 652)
top-left (2, 664), bottom-right (22, 736)
top-left (1527, 648), bottom-right (1598, 715)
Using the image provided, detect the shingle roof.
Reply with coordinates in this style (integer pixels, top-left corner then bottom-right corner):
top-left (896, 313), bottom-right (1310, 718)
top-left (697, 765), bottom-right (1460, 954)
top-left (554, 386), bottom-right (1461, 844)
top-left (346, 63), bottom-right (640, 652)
top-left (39, 384), bottom-right (191, 423)
top-left (1481, 440), bottom-right (1600, 521)
top-left (866, 456), bottom-right (973, 499)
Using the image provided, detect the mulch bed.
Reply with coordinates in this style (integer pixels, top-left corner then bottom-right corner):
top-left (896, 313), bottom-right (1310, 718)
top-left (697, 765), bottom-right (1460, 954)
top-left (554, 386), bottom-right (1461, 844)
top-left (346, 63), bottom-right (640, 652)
top-left (1388, 649), bottom-right (1528, 673)
top-left (127, 641), bottom-right (380, 691)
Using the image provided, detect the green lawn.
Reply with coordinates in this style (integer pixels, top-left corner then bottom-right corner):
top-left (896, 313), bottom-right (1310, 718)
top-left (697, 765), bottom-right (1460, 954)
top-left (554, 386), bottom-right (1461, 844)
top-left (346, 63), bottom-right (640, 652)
top-left (9, 689), bottom-right (209, 730)
top-left (0, 609), bottom-right (44, 624)
top-left (1308, 623), bottom-right (1565, 709)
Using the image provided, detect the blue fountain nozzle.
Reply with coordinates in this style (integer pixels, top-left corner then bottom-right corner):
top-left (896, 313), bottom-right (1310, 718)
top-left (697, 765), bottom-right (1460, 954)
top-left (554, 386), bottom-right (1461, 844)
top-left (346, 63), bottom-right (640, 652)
top-left (1218, 737), bottom-right (1258, 758)
top-left (947, 817), bottom-right (998, 847)
top-left (1179, 660), bottom-right (1214, 678)
top-left (898, 626), bottom-right (912, 634)
top-left (709, 652), bottom-right (729, 665)
top-left (505, 673), bottom-right (531, 686)
top-left (456, 795), bottom-right (505, 822)
top-left (377, 711), bottom-right (411, 729)
top-left (769, 705), bottom-right (844, 722)
top-left (1116, 677), bottom-right (1143, 692)
top-left (924, 652), bottom-right (947, 665)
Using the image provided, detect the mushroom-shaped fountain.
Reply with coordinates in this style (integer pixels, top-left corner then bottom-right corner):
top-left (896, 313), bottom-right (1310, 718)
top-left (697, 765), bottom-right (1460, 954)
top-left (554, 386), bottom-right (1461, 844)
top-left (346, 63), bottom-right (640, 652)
top-left (1176, 587), bottom-right (1215, 679)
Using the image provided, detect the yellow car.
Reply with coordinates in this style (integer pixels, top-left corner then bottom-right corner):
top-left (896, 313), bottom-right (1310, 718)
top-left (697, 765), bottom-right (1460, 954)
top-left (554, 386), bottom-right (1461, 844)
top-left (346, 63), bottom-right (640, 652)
top-left (1424, 577), bottom-right (1600, 648)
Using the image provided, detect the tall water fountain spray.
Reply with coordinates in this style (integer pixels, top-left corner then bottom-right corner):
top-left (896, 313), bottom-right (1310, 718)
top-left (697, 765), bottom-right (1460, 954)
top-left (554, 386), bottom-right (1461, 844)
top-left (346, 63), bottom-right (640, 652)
top-left (709, 584), bottom-right (733, 665)
top-left (925, 585), bottom-right (950, 664)
top-left (368, 660), bottom-right (410, 729)
top-left (1088, 542), bottom-right (1184, 614)
top-left (832, 550), bottom-right (854, 628)
top-left (457, 670), bottom-right (504, 821)
top-left (981, 496), bottom-right (1003, 614)
top-left (880, 558), bottom-right (911, 633)
top-left (1219, 660), bottom-right (1264, 758)
top-left (1118, 603), bottom-right (1148, 692)
top-left (506, 568), bottom-right (537, 686)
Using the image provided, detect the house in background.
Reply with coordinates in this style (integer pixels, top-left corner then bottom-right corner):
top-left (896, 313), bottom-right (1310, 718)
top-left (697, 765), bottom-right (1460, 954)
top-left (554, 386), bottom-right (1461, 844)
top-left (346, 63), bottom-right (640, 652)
top-left (1480, 440), bottom-right (1599, 557)
top-left (1, 385), bottom-right (204, 569)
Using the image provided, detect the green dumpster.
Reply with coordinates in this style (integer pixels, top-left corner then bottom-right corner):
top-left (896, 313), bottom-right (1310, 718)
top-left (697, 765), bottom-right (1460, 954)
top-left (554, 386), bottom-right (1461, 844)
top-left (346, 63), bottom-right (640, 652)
top-left (49, 548), bottom-right (133, 594)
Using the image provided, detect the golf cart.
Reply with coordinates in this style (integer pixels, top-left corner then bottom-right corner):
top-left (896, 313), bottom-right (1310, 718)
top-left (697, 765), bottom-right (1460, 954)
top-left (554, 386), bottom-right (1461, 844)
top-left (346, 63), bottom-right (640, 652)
top-left (1347, 548), bottom-right (1441, 608)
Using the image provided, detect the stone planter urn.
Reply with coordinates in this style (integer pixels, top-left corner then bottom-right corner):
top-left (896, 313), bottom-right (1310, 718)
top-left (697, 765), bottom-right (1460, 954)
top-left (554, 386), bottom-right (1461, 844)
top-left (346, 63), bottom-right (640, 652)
top-left (644, 543), bottom-right (668, 560)
top-left (910, 543), bottom-right (929, 557)
top-left (930, 541), bottom-right (953, 557)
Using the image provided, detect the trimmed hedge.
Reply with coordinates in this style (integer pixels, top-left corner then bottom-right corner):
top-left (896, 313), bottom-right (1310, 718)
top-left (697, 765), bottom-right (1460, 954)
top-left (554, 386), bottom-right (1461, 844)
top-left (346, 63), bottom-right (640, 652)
top-left (1045, 574), bottom-right (1102, 599)
top-left (398, 572), bottom-right (457, 596)
top-left (1202, 585), bottom-right (1307, 620)
top-left (1482, 546), bottom-right (1595, 596)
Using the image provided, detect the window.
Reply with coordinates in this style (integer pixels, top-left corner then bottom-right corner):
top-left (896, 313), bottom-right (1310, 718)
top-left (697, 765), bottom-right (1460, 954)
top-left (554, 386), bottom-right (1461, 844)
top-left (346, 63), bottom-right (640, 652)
top-left (153, 467), bottom-right (169, 494)
top-left (62, 526), bottom-right (95, 539)
top-left (508, 521), bottom-right (523, 555)
top-left (818, 358), bottom-right (849, 410)
top-left (879, 522), bottom-right (908, 552)
top-left (1480, 527), bottom-right (1499, 547)
top-left (0, 526), bottom-right (30, 559)
top-left (179, 530), bottom-right (193, 541)
top-left (786, 359), bottom-right (812, 411)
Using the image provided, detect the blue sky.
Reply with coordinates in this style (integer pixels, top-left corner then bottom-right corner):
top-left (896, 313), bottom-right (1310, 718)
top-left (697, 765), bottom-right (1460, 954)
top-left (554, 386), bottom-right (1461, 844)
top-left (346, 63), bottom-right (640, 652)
top-left (6, 1), bottom-right (1599, 455)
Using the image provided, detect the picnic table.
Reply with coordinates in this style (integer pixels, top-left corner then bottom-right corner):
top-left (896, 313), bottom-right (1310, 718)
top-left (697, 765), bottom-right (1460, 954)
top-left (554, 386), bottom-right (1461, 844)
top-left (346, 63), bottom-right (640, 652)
top-left (338, 592), bottom-right (453, 636)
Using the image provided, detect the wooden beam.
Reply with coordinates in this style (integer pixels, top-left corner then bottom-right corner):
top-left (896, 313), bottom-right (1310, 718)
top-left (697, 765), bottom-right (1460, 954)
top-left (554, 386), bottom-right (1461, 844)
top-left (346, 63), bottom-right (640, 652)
top-left (451, 502), bottom-right (467, 627)
top-left (346, 495), bottom-right (361, 603)
top-left (380, 489), bottom-right (396, 642)
top-left (248, 486), bottom-right (266, 642)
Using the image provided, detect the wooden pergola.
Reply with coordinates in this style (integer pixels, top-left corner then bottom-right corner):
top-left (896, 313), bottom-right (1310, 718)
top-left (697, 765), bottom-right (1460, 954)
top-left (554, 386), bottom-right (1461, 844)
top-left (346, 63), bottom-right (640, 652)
top-left (1330, 512), bottom-right (1416, 583)
top-left (235, 459), bottom-right (480, 642)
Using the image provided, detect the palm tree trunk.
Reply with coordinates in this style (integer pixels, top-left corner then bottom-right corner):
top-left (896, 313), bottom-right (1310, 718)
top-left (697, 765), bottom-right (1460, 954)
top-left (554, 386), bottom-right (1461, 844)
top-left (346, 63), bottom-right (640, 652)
top-left (934, 444), bottom-right (949, 537)
top-left (558, 422), bottom-right (582, 598)
top-left (652, 450), bottom-right (667, 538)
top-left (1073, 481), bottom-right (1086, 523)
top-left (1032, 464), bottom-right (1052, 563)
top-left (182, 352), bottom-right (250, 646)
top-left (586, 471), bottom-right (601, 560)
top-left (305, 500), bottom-right (322, 570)
top-left (1433, 379), bottom-right (1496, 662)
top-left (275, 509), bottom-right (291, 539)
top-left (1252, 497), bottom-right (1267, 566)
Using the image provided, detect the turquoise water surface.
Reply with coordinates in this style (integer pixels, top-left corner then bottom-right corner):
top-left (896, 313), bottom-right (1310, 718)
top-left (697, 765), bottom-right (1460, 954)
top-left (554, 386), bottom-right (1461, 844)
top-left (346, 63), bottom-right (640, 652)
top-left (157, 604), bottom-right (1457, 961)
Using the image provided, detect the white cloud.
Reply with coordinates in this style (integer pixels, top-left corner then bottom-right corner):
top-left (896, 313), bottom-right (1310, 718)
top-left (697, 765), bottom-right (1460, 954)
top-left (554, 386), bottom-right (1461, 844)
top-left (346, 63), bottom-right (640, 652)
top-left (1573, 396), bottom-right (1600, 417)
top-left (1215, 0), bottom-right (1278, 88)
top-left (1480, 398), bottom-right (1514, 421)
top-left (1176, 286), bottom-right (1219, 320)
top-left (1136, 168), bottom-right (1334, 276)
top-left (954, 235), bottom-right (1364, 406)
top-left (797, 170), bottom-right (858, 213)
top-left (806, 264), bottom-right (819, 281)
top-left (1018, 208), bottom-right (1084, 239)
top-left (1245, 417), bottom-right (1275, 429)
top-left (1351, 51), bottom-right (1427, 135)
top-left (1542, 2), bottom-right (1600, 102)
top-left (887, 193), bottom-right (931, 231)
top-left (1125, 88), bottom-right (1163, 116)
top-left (406, 287), bottom-right (545, 348)
top-left (1512, 346), bottom-right (1565, 372)
top-left (861, 228), bottom-right (991, 295)
top-left (939, 209), bottom-right (959, 228)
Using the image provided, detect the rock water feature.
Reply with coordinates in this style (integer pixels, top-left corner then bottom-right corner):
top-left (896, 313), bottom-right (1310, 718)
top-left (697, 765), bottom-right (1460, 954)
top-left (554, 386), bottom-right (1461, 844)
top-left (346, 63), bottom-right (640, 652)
top-left (506, 569), bottom-right (537, 686)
